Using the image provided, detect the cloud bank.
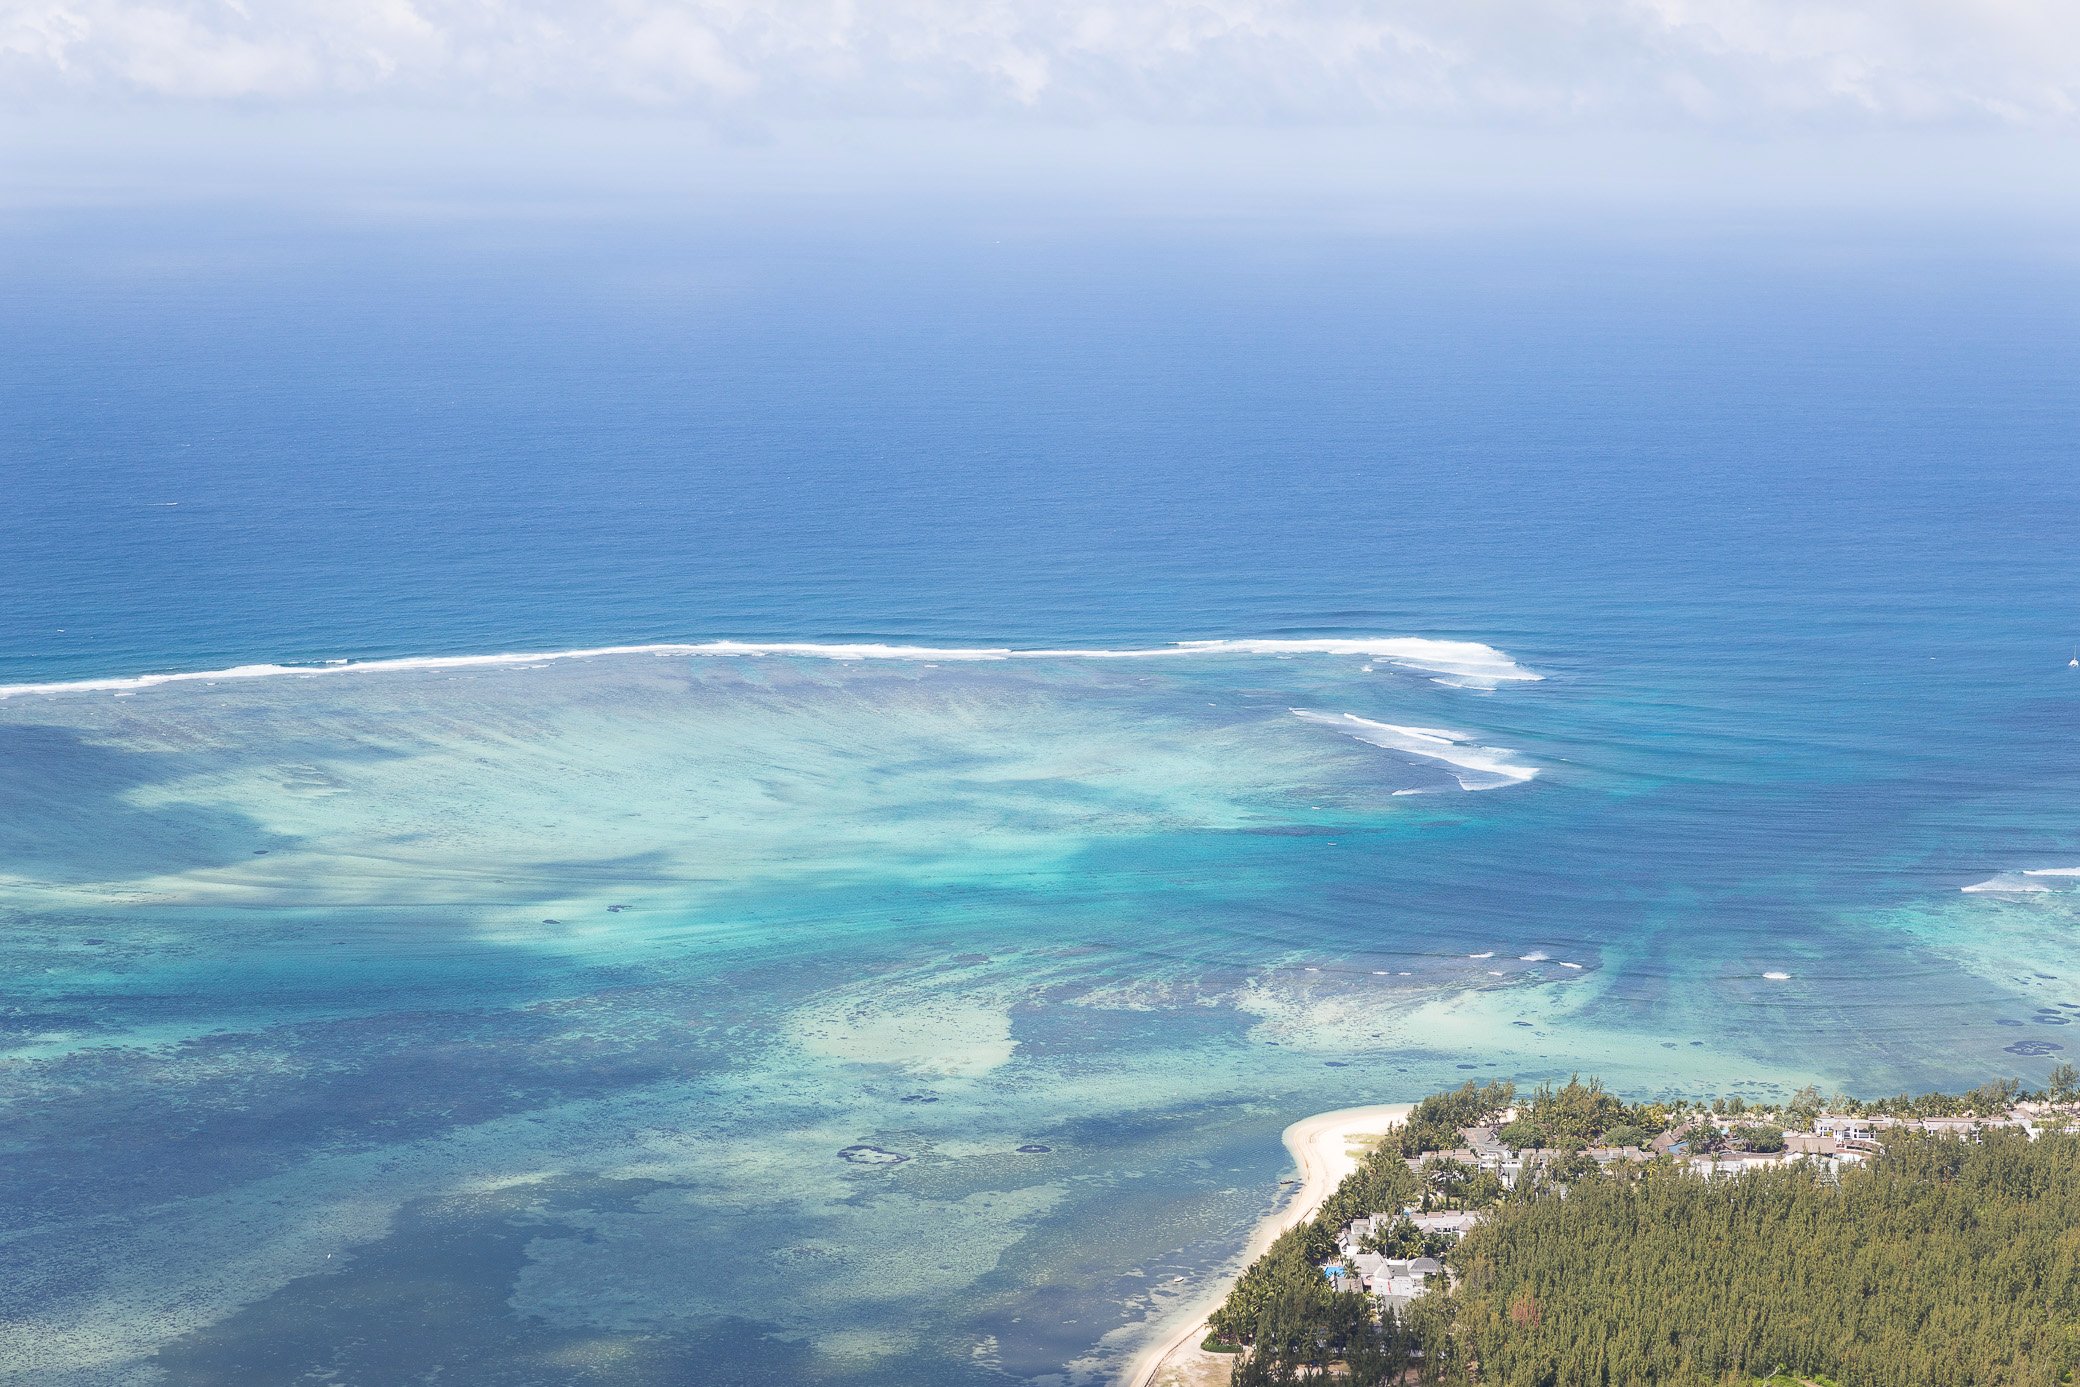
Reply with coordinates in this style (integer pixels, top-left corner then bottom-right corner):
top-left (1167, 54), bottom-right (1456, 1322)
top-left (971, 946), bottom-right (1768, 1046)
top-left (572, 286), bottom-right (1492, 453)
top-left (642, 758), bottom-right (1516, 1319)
top-left (3, 0), bottom-right (2078, 127)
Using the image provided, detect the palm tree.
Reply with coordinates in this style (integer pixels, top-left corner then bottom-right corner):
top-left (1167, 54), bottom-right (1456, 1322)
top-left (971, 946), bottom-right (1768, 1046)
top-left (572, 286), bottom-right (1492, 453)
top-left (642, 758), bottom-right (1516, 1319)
top-left (1425, 1156), bottom-right (1472, 1206)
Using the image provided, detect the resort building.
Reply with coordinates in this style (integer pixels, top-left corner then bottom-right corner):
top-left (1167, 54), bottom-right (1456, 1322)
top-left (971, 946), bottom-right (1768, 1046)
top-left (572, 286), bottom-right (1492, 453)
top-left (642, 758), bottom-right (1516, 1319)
top-left (1325, 1249), bottom-right (1445, 1309)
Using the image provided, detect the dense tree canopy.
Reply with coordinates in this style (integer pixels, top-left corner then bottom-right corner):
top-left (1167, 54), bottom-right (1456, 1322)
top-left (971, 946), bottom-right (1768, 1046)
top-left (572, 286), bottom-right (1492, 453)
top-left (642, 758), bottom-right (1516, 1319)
top-left (1452, 1130), bottom-right (2080, 1386)
top-left (1398, 1080), bottom-right (1516, 1156)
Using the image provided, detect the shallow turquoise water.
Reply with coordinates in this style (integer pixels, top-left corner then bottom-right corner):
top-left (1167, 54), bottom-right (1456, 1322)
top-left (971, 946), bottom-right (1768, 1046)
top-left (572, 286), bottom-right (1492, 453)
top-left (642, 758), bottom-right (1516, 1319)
top-left (3, 214), bottom-right (2079, 1383)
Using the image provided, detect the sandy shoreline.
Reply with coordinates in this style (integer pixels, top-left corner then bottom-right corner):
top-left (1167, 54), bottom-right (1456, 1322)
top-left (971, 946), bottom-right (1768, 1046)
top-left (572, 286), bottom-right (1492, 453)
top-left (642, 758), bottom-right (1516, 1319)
top-left (1120, 1102), bottom-right (1414, 1387)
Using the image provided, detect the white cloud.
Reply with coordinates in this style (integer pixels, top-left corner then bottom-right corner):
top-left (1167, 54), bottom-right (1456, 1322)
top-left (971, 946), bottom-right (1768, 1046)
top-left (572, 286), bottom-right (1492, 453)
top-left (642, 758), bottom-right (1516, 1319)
top-left (1, 0), bottom-right (2077, 126)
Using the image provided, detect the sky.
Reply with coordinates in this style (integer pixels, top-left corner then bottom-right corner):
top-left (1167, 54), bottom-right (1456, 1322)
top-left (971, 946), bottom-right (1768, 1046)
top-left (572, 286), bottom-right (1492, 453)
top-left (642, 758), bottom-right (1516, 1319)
top-left (2, 3), bottom-right (2078, 228)
top-left (3, 1), bottom-right (2077, 123)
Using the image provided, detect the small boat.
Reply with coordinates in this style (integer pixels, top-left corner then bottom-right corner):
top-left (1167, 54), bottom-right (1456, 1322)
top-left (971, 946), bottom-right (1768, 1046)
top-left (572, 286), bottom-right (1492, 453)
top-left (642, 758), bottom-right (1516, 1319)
top-left (2071, 647), bottom-right (2078, 668)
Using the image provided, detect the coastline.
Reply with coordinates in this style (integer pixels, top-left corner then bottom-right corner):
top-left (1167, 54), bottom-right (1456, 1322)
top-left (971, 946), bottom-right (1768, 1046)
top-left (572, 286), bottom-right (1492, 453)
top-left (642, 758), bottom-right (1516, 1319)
top-left (1121, 1102), bottom-right (1414, 1387)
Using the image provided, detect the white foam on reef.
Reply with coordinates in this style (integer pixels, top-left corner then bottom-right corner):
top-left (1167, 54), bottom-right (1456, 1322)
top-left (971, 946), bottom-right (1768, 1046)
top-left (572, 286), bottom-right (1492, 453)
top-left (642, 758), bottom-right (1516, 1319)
top-left (0, 636), bottom-right (1538, 700)
top-left (1519, 951), bottom-right (1549, 962)
top-left (1160, 638), bottom-right (1538, 687)
top-left (1761, 971), bottom-right (1792, 981)
top-left (1961, 866), bottom-right (2080, 894)
top-left (1290, 710), bottom-right (1539, 791)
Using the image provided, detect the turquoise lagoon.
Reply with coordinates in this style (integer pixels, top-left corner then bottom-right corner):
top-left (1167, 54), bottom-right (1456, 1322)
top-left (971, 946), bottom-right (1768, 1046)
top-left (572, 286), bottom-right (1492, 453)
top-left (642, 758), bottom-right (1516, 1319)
top-left (4, 217), bottom-right (2080, 1382)
top-left (5, 634), bottom-right (2079, 1384)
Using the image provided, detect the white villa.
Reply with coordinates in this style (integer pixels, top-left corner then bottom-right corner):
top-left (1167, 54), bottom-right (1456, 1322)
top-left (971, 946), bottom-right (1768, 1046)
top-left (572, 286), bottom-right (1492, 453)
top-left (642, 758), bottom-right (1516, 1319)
top-left (1326, 1251), bottom-right (1445, 1310)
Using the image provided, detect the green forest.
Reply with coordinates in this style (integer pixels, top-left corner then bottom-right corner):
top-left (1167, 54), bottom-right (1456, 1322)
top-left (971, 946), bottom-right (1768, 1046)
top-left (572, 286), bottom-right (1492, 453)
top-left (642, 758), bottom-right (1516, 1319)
top-left (1208, 1080), bottom-right (2080, 1386)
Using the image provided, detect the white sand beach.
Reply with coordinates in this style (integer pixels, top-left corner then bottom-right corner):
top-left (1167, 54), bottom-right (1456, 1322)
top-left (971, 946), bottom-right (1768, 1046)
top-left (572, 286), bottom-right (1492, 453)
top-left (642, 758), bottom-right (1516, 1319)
top-left (1121, 1102), bottom-right (1414, 1387)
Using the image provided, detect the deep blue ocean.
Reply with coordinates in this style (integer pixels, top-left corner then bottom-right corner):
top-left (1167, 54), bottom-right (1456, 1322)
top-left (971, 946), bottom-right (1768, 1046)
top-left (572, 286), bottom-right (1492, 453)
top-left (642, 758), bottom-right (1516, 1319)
top-left (3, 204), bottom-right (2079, 1384)
top-left (11, 213), bottom-right (2074, 683)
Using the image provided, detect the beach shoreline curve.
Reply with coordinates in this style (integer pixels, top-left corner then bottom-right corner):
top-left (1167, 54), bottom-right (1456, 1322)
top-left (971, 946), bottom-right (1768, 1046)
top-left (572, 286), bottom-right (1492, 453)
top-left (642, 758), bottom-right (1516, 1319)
top-left (1119, 1101), bottom-right (1414, 1387)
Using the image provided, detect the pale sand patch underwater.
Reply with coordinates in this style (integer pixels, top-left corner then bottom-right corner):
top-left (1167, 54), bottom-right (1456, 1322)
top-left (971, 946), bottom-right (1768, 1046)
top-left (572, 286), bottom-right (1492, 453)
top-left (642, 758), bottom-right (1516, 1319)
top-left (792, 994), bottom-right (1018, 1078)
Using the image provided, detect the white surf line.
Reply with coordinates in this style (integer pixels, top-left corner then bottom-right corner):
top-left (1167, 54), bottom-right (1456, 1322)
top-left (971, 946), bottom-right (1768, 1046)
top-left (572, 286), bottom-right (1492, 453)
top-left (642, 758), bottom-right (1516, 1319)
top-left (1960, 865), bottom-right (2080, 894)
top-left (1291, 710), bottom-right (1539, 791)
top-left (0, 638), bottom-right (1539, 700)
top-left (1119, 1103), bottom-right (1412, 1387)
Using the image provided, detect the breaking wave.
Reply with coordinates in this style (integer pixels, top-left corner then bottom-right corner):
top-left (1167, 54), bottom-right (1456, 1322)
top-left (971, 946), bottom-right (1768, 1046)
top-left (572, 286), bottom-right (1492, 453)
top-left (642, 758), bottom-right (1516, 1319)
top-left (1962, 866), bottom-right (2080, 894)
top-left (0, 636), bottom-right (1538, 700)
top-left (1290, 710), bottom-right (1540, 791)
